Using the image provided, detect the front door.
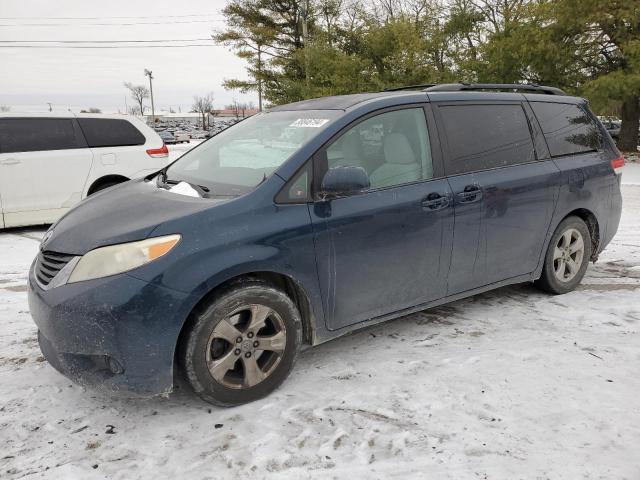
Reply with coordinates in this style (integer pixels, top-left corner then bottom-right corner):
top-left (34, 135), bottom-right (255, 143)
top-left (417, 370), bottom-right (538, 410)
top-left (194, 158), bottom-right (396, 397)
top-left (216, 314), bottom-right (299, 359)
top-left (309, 106), bottom-right (454, 330)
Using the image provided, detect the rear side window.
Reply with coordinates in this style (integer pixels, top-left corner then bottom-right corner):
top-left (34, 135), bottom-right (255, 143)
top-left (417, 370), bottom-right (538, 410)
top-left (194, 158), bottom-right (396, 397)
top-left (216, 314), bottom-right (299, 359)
top-left (438, 104), bottom-right (536, 175)
top-left (77, 118), bottom-right (145, 148)
top-left (530, 102), bottom-right (601, 157)
top-left (0, 118), bottom-right (87, 154)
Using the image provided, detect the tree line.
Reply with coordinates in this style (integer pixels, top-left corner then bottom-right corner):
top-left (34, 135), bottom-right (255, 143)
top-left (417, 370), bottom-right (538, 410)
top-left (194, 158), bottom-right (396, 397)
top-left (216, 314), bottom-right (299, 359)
top-left (122, 83), bottom-right (257, 129)
top-left (215, 0), bottom-right (640, 151)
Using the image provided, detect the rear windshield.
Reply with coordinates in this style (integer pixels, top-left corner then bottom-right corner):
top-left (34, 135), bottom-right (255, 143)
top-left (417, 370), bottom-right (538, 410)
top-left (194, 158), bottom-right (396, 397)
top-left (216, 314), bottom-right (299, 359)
top-left (164, 110), bottom-right (339, 196)
top-left (530, 102), bottom-right (601, 157)
top-left (77, 118), bottom-right (145, 148)
top-left (0, 117), bottom-right (87, 153)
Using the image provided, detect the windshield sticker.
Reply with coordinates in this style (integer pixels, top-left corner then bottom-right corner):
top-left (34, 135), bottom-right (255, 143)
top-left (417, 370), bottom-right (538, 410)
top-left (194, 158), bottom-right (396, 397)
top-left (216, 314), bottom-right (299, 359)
top-left (289, 118), bottom-right (330, 128)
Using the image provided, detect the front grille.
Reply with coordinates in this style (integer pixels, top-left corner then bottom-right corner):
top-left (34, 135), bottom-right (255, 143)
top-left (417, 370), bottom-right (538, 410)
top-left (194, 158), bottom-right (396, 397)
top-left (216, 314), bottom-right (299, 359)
top-left (36, 251), bottom-right (75, 286)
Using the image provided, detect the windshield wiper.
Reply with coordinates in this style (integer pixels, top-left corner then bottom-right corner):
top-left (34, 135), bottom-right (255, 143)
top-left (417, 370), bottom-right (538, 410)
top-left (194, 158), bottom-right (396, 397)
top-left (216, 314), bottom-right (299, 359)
top-left (157, 167), bottom-right (169, 186)
top-left (156, 173), bottom-right (210, 195)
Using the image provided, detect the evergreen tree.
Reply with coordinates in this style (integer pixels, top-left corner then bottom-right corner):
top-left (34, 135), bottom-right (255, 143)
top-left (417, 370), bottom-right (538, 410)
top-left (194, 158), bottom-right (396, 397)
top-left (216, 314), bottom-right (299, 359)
top-left (217, 0), bottom-right (640, 150)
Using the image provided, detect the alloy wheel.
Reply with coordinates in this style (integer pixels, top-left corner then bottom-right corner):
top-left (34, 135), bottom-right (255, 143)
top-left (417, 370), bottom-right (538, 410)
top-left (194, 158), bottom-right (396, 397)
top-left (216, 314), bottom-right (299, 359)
top-left (205, 304), bottom-right (287, 389)
top-left (553, 228), bottom-right (585, 282)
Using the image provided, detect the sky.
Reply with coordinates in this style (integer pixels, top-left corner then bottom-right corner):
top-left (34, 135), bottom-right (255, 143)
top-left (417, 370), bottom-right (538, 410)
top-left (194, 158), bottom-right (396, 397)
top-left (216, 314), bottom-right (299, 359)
top-left (0, 0), bottom-right (257, 113)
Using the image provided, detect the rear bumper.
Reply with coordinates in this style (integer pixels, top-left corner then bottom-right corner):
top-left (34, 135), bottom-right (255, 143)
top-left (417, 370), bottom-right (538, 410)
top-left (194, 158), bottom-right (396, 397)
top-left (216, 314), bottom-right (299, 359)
top-left (28, 261), bottom-right (197, 396)
top-left (601, 177), bottom-right (623, 253)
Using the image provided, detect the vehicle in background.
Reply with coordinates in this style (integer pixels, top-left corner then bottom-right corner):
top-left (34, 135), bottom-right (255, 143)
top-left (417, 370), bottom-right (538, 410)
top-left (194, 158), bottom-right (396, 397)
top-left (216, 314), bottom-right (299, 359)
top-left (157, 130), bottom-right (177, 145)
top-left (597, 116), bottom-right (621, 140)
top-left (173, 131), bottom-right (191, 143)
top-left (601, 119), bottom-right (621, 140)
top-left (28, 83), bottom-right (623, 406)
top-left (597, 116), bottom-right (620, 123)
top-left (0, 113), bottom-right (169, 228)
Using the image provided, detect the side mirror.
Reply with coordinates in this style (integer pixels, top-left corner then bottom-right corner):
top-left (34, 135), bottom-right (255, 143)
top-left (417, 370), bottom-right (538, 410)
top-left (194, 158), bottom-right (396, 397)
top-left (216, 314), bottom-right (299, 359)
top-left (320, 166), bottom-right (370, 198)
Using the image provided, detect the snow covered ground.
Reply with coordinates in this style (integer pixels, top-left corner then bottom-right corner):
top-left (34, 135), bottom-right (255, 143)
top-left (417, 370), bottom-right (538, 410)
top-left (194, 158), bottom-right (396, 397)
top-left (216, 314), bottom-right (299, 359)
top-left (1, 165), bottom-right (639, 479)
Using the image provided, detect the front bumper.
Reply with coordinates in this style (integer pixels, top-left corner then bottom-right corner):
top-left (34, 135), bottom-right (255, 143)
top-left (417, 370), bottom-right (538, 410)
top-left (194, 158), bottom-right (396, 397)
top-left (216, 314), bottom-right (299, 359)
top-left (28, 261), bottom-right (197, 396)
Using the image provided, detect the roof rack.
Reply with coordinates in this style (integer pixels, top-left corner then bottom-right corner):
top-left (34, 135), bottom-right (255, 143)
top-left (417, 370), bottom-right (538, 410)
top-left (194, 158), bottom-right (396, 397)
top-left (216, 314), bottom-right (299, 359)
top-left (424, 83), bottom-right (565, 95)
top-left (383, 84), bottom-right (436, 92)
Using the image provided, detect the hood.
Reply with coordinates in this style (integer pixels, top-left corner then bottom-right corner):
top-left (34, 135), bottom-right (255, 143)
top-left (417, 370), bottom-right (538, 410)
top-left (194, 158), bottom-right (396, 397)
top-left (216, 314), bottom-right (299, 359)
top-left (43, 178), bottom-right (225, 255)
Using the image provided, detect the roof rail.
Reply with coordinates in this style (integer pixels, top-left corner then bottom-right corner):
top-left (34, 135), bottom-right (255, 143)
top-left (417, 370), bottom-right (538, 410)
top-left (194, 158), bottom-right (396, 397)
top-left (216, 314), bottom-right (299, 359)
top-left (424, 83), bottom-right (566, 95)
top-left (383, 84), bottom-right (436, 92)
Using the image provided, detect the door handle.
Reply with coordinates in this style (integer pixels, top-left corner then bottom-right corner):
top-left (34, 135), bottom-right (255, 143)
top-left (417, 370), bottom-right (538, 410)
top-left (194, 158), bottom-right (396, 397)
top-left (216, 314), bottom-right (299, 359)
top-left (421, 193), bottom-right (450, 211)
top-left (457, 185), bottom-right (483, 203)
top-left (0, 158), bottom-right (20, 166)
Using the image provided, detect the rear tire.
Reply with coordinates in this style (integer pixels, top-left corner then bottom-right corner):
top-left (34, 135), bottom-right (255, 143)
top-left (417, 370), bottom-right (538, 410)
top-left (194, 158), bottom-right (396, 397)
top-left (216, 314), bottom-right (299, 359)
top-left (535, 216), bottom-right (592, 294)
top-left (179, 280), bottom-right (302, 406)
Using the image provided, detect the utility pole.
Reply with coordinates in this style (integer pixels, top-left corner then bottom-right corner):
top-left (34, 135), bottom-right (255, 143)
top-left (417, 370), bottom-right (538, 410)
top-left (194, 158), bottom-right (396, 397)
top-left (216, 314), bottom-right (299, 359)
top-left (257, 44), bottom-right (263, 112)
top-left (299, 1), bottom-right (310, 90)
top-left (144, 69), bottom-right (155, 123)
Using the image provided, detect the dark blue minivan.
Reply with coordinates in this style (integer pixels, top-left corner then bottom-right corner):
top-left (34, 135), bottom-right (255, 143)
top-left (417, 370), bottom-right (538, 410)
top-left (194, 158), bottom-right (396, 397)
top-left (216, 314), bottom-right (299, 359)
top-left (28, 84), bottom-right (624, 405)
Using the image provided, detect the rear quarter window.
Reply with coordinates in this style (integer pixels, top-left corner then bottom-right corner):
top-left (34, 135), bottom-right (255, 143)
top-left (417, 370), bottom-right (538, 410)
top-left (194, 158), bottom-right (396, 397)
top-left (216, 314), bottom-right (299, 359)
top-left (77, 118), bottom-right (146, 148)
top-left (0, 118), bottom-right (87, 153)
top-left (437, 103), bottom-right (536, 175)
top-left (530, 102), bottom-right (601, 157)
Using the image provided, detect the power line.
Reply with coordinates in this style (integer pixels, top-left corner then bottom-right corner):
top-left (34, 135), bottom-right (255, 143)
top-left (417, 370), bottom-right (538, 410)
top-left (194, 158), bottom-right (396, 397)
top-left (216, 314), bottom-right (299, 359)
top-left (0, 14), bottom-right (224, 20)
top-left (0, 39), bottom-right (214, 43)
top-left (0, 19), bottom-right (225, 27)
top-left (0, 44), bottom-right (218, 49)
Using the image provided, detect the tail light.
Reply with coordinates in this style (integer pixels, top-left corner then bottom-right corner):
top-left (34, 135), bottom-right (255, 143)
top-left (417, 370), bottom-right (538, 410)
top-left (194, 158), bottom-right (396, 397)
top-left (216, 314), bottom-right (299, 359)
top-left (146, 144), bottom-right (169, 158)
top-left (611, 155), bottom-right (625, 175)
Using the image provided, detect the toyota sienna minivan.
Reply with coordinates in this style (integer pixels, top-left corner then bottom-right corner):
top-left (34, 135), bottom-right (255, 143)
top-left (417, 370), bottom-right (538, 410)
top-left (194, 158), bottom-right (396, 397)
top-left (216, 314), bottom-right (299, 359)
top-left (28, 83), bottom-right (624, 406)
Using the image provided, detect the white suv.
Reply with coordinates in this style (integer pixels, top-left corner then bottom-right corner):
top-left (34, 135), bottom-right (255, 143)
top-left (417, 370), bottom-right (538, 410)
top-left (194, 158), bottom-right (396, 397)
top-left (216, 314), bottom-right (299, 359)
top-left (0, 113), bottom-right (170, 228)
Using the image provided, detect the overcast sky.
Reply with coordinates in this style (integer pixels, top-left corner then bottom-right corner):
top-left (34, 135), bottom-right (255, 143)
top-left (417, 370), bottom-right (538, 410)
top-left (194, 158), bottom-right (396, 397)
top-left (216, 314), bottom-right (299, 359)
top-left (0, 0), bottom-right (257, 113)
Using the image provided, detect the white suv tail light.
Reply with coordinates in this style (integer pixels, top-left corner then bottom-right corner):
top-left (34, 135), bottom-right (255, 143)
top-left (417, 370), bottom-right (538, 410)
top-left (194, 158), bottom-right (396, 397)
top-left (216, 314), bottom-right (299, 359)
top-left (146, 144), bottom-right (169, 158)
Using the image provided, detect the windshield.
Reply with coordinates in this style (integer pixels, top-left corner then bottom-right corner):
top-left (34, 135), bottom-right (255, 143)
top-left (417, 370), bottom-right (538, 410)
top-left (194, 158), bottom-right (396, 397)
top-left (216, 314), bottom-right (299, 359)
top-left (162, 110), bottom-right (340, 197)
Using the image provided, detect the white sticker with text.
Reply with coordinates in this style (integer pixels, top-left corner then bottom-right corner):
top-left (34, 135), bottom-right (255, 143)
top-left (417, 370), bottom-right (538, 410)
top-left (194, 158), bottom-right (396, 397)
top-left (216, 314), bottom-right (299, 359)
top-left (289, 118), bottom-right (330, 128)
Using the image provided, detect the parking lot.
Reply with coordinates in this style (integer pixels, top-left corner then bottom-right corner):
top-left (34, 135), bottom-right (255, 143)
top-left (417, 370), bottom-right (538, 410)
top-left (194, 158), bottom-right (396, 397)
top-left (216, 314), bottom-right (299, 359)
top-left (1, 164), bottom-right (639, 479)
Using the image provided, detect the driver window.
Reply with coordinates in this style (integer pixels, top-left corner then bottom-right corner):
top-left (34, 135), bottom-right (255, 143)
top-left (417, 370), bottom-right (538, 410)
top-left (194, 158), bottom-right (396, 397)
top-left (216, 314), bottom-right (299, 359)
top-left (325, 108), bottom-right (433, 189)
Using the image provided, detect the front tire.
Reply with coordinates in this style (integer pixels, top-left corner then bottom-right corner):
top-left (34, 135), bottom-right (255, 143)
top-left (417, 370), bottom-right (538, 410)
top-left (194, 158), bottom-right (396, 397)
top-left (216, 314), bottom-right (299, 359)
top-left (535, 216), bottom-right (592, 294)
top-left (179, 280), bottom-right (302, 406)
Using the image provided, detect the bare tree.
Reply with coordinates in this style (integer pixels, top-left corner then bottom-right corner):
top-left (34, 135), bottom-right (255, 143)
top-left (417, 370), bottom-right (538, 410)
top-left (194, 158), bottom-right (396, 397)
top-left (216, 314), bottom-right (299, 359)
top-left (80, 107), bottom-right (102, 113)
top-left (0, 105), bottom-right (10, 112)
top-left (192, 93), bottom-right (215, 130)
top-left (234, 101), bottom-right (255, 118)
top-left (127, 105), bottom-right (142, 116)
top-left (209, 108), bottom-right (219, 129)
top-left (226, 100), bottom-right (241, 119)
top-left (319, 0), bottom-right (344, 47)
top-left (124, 82), bottom-right (150, 116)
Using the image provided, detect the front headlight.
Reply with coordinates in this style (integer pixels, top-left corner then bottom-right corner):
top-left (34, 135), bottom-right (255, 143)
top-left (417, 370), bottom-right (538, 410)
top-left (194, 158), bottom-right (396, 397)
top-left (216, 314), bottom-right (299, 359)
top-left (68, 234), bottom-right (181, 283)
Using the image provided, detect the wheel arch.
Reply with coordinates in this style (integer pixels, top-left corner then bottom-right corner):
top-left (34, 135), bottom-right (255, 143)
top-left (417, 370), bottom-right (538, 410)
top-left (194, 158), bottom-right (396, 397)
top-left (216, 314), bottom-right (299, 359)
top-left (87, 174), bottom-right (130, 196)
top-left (174, 270), bottom-right (317, 373)
top-left (562, 208), bottom-right (600, 261)
top-left (534, 206), bottom-right (602, 280)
